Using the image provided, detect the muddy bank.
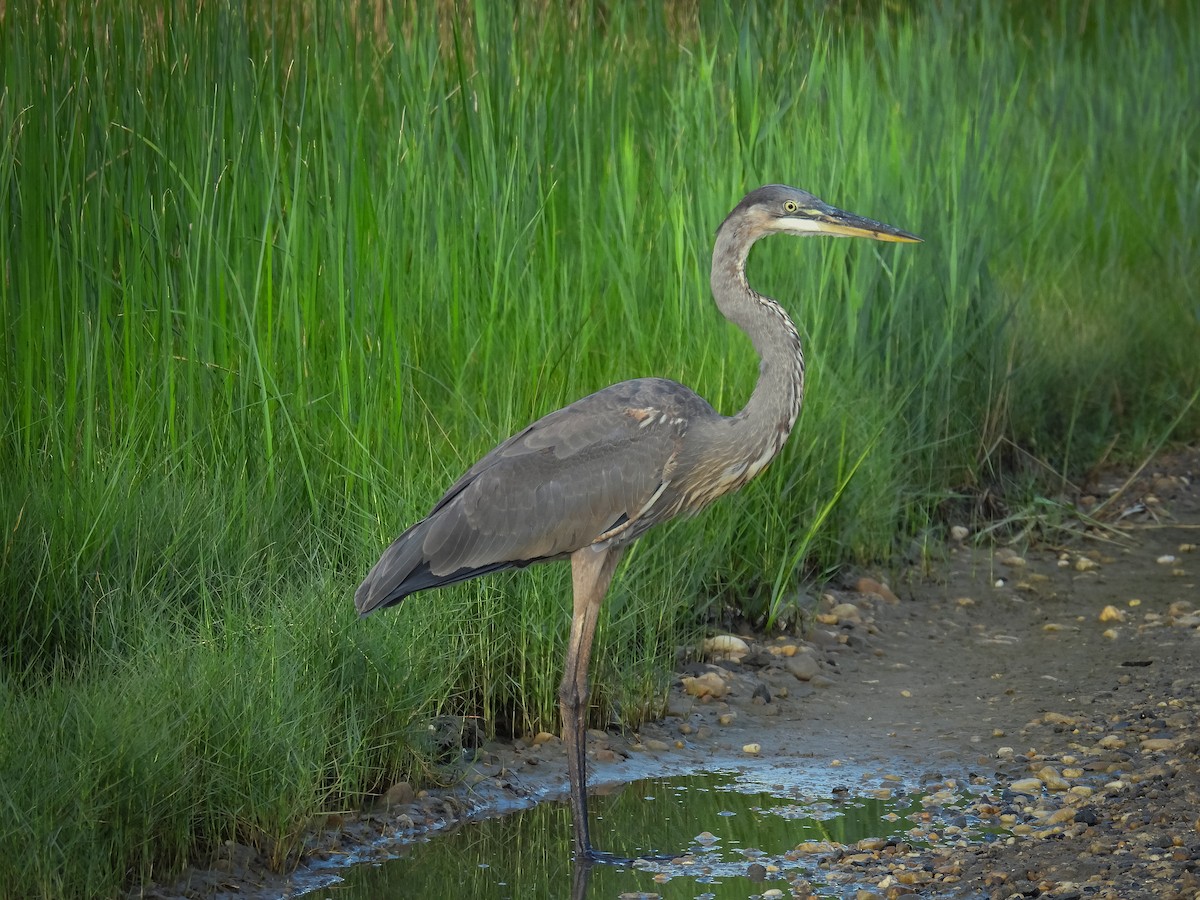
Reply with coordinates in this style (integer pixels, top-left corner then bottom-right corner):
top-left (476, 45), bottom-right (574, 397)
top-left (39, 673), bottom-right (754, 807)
top-left (137, 448), bottom-right (1200, 899)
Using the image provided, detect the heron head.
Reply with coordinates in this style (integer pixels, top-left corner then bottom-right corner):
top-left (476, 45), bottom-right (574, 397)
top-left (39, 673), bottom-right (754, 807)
top-left (735, 184), bottom-right (921, 244)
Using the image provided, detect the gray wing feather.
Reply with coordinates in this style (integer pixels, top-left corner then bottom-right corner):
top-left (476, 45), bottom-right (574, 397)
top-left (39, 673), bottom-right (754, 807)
top-left (355, 378), bottom-right (718, 615)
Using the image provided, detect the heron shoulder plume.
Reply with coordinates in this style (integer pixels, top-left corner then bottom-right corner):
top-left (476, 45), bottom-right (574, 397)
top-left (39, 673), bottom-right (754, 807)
top-left (356, 185), bottom-right (920, 859)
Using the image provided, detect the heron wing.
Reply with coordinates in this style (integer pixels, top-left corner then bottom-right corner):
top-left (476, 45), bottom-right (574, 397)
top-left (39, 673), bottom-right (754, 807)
top-left (355, 378), bottom-right (717, 614)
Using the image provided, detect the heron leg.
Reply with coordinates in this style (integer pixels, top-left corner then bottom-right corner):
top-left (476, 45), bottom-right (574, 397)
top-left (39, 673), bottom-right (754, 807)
top-left (560, 544), bottom-right (625, 860)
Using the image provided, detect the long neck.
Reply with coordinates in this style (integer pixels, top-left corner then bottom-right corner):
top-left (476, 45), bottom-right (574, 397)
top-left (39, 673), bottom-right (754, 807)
top-left (709, 220), bottom-right (806, 467)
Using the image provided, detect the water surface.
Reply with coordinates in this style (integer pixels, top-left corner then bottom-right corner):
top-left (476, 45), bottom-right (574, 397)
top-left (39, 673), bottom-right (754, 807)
top-left (303, 767), bottom-right (991, 898)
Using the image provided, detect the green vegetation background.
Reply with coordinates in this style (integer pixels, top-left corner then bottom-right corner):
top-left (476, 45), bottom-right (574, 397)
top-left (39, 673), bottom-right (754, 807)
top-left (1, 1), bottom-right (1196, 895)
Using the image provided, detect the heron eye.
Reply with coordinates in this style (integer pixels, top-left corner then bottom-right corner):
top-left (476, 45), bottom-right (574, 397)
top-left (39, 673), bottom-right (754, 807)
top-left (783, 200), bottom-right (799, 213)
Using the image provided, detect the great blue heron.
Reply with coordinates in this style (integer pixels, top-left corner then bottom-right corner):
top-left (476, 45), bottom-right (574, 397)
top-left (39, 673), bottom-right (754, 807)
top-left (356, 184), bottom-right (920, 860)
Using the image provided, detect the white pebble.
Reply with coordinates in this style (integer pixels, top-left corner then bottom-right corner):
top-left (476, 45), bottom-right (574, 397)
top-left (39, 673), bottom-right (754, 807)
top-left (703, 634), bottom-right (750, 656)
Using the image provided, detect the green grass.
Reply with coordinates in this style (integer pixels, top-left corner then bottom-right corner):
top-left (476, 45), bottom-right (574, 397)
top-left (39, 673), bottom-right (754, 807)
top-left (1, 1), bottom-right (1197, 896)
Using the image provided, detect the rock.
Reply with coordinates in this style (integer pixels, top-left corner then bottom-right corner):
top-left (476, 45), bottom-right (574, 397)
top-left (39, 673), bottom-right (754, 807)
top-left (855, 576), bottom-right (900, 603)
top-left (1009, 777), bottom-right (1044, 794)
top-left (383, 781), bottom-right (416, 807)
top-left (681, 671), bottom-right (728, 699)
top-left (1045, 807), bottom-right (1076, 824)
top-left (1037, 766), bottom-right (1070, 791)
top-left (1099, 605), bottom-right (1125, 623)
top-left (830, 602), bottom-right (863, 623)
top-left (1140, 738), bottom-right (1177, 751)
top-left (950, 525), bottom-right (970, 542)
top-left (666, 697), bottom-right (694, 717)
top-left (703, 634), bottom-right (750, 660)
top-left (742, 742), bottom-right (761, 754)
top-left (785, 653), bottom-right (819, 681)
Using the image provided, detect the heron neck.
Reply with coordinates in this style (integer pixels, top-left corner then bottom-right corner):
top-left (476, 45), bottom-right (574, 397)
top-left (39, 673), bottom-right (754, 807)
top-left (710, 228), bottom-right (807, 460)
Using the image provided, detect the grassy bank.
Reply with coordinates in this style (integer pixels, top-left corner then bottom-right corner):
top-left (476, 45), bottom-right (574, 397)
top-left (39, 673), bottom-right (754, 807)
top-left (2, 1), bottom-right (1197, 895)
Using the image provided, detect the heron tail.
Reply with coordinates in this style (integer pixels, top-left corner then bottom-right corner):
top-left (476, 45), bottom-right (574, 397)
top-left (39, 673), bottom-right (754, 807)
top-left (354, 517), bottom-right (522, 616)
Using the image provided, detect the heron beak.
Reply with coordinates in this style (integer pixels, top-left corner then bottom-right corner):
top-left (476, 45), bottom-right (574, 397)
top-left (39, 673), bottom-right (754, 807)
top-left (812, 207), bottom-right (922, 243)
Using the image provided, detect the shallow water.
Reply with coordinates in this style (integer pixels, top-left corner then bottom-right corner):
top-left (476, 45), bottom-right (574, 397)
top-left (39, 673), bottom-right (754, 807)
top-left (302, 767), bottom-right (995, 898)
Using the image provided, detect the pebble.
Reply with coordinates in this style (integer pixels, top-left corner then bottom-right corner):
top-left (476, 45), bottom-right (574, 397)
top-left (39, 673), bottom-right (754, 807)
top-left (703, 634), bottom-right (749, 660)
top-left (1036, 766), bottom-right (1070, 791)
top-left (855, 576), bottom-right (900, 603)
top-left (830, 602), bottom-right (863, 623)
top-left (1010, 778), bottom-right (1044, 794)
top-left (1140, 738), bottom-right (1177, 751)
top-left (1099, 605), bottom-right (1125, 623)
top-left (742, 742), bottom-right (761, 754)
top-left (785, 654), bottom-right (819, 681)
top-left (681, 672), bottom-right (728, 699)
top-left (382, 781), bottom-right (415, 807)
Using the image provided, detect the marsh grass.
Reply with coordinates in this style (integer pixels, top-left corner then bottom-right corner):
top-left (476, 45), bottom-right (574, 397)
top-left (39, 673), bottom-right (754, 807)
top-left (1, 1), bottom-right (1197, 895)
